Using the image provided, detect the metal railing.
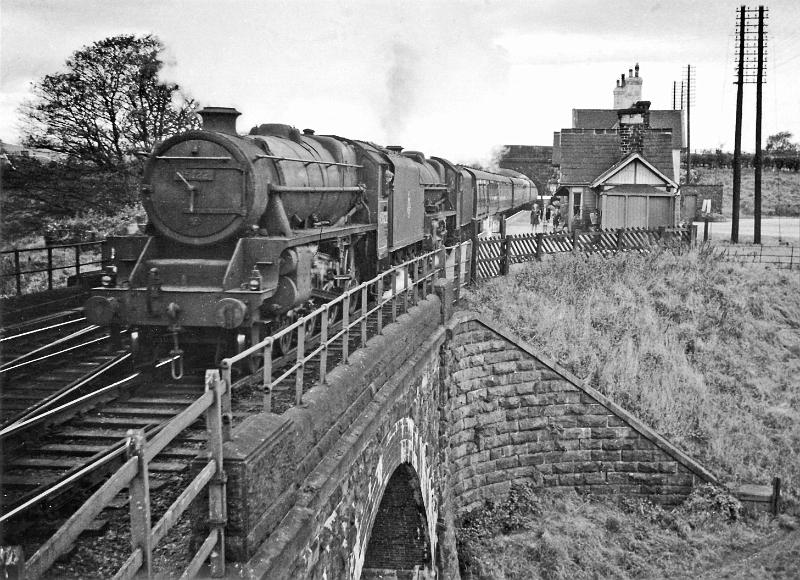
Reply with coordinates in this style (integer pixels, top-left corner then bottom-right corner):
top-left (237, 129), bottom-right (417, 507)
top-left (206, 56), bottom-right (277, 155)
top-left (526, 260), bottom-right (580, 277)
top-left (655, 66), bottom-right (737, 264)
top-left (8, 370), bottom-right (228, 580)
top-left (0, 240), bottom-right (109, 296)
top-left (219, 241), bottom-right (472, 414)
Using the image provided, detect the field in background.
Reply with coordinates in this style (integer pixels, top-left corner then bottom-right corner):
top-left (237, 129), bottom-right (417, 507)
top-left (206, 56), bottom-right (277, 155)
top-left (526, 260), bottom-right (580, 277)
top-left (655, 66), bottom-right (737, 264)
top-left (696, 168), bottom-right (800, 217)
top-left (457, 248), bottom-right (800, 578)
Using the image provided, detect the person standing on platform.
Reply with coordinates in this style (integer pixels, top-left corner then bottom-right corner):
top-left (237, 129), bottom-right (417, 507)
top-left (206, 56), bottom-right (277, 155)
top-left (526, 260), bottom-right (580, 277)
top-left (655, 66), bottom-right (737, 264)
top-left (530, 203), bottom-right (541, 233)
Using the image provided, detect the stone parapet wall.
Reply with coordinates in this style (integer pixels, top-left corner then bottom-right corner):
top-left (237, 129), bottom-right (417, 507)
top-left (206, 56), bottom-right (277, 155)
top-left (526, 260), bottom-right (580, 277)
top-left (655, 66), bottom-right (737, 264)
top-left (224, 296), bottom-right (444, 560)
top-left (445, 314), bottom-right (717, 515)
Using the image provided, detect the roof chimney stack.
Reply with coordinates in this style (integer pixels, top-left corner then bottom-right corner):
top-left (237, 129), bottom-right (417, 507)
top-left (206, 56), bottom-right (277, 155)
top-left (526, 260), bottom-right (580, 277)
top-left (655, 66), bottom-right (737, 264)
top-left (635, 63), bottom-right (639, 77)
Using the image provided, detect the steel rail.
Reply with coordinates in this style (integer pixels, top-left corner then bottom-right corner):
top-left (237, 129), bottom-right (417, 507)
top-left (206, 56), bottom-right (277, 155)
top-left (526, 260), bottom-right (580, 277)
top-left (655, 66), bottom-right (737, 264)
top-left (0, 324), bottom-right (100, 371)
top-left (0, 335), bottom-right (107, 374)
top-left (2, 352), bottom-right (133, 431)
top-left (1, 316), bottom-right (86, 343)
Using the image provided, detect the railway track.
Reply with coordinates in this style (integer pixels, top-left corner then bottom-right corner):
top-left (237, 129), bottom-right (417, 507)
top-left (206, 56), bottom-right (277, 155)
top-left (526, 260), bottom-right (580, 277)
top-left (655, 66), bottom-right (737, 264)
top-left (0, 309), bottom-right (125, 428)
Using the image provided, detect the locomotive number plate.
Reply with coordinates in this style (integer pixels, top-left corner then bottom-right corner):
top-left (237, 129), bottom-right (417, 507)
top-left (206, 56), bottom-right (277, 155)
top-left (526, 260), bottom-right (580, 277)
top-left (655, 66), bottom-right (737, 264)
top-left (174, 169), bottom-right (214, 181)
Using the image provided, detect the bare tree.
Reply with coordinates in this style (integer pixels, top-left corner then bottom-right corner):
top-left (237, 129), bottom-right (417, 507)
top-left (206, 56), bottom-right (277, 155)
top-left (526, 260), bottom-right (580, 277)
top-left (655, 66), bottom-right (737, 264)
top-left (19, 34), bottom-right (199, 167)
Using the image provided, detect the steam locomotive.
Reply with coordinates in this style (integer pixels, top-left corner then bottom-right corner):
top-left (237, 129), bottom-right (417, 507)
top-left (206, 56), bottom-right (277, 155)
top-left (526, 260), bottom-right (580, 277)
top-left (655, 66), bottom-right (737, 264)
top-left (84, 107), bottom-right (536, 367)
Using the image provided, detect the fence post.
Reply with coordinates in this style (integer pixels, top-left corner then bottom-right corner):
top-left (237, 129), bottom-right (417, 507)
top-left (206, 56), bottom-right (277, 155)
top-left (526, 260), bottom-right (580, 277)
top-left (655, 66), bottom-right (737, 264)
top-left (295, 321), bottom-right (305, 406)
top-left (771, 477), bottom-right (781, 516)
top-left (74, 245), bottom-right (81, 282)
top-left (262, 339), bottom-right (273, 410)
top-left (342, 293), bottom-right (350, 364)
top-left (219, 366), bottom-right (233, 442)
top-left (572, 229), bottom-right (579, 254)
top-left (500, 236), bottom-right (509, 275)
top-left (454, 243), bottom-right (462, 303)
top-left (361, 286), bottom-right (368, 347)
top-left (320, 307), bottom-right (329, 382)
top-left (616, 228), bottom-right (625, 253)
top-left (205, 370), bottom-right (227, 577)
top-left (691, 224), bottom-right (698, 247)
top-left (13, 249), bottom-right (21, 295)
top-left (535, 233), bottom-right (543, 261)
top-left (46, 247), bottom-right (54, 290)
top-left (376, 277), bottom-right (384, 335)
top-left (470, 219), bottom-right (480, 283)
top-left (126, 429), bottom-right (152, 578)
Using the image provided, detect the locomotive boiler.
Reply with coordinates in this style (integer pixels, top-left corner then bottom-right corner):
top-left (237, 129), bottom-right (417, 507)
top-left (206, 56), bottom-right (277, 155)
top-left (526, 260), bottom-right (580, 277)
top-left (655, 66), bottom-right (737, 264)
top-left (84, 107), bottom-right (536, 368)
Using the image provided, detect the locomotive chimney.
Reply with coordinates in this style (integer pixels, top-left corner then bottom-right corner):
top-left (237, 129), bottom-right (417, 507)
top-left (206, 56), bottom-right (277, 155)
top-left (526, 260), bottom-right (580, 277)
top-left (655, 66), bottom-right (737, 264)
top-left (386, 145), bottom-right (403, 153)
top-left (197, 107), bottom-right (241, 135)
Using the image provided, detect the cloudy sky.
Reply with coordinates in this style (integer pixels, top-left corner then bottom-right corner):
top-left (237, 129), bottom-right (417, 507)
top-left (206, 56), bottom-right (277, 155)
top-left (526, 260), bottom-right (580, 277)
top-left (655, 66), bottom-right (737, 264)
top-left (2, 0), bottom-right (799, 164)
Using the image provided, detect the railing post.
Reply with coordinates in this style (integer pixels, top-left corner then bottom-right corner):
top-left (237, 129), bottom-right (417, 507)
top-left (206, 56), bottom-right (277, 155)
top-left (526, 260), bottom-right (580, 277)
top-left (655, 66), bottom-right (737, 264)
top-left (126, 428), bottom-right (152, 578)
top-left (361, 286), bottom-right (368, 347)
top-left (262, 340), bottom-right (273, 411)
top-left (454, 243), bottom-right (462, 303)
top-left (437, 247), bottom-right (447, 279)
top-left (376, 277), bottom-right (384, 335)
top-left (500, 236), bottom-right (509, 276)
top-left (219, 367), bottom-right (233, 442)
top-left (13, 249), bottom-right (21, 295)
top-left (205, 370), bottom-right (227, 577)
top-left (295, 320), bottom-right (306, 406)
top-left (572, 229), bottom-right (579, 254)
top-left (74, 245), bottom-right (81, 282)
top-left (616, 228), bottom-right (625, 253)
top-left (470, 219), bottom-right (480, 283)
top-left (342, 293), bottom-right (350, 364)
top-left (391, 269), bottom-right (397, 323)
top-left (535, 233), bottom-right (543, 261)
top-left (320, 307), bottom-right (329, 383)
top-left (403, 266), bottom-right (409, 312)
top-left (421, 254), bottom-right (429, 297)
top-left (47, 247), bottom-right (54, 290)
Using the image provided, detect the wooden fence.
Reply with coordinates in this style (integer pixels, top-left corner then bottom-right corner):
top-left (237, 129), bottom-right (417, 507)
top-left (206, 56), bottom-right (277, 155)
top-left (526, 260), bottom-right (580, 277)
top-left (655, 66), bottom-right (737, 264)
top-left (473, 227), bottom-right (695, 281)
top-left (7, 370), bottom-right (229, 579)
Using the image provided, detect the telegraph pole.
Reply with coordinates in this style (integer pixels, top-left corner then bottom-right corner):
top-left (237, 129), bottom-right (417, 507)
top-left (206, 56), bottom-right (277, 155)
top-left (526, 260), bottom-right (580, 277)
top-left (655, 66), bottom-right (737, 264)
top-left (685, 65), bottom-right (695, 183)
top-left (673, 81), bottom-right (677, 110)
top-left (733, 5), bottom-right (768, 244)
top-left (732, 6), bottom-right (746, 244)
top-left (754, 6), bottom-right (767, 244)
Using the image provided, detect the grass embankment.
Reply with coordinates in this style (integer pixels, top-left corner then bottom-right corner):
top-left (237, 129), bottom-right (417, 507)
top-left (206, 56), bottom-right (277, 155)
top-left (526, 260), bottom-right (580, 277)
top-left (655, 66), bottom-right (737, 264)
top-left (457, 248), bottom-right (800, 578)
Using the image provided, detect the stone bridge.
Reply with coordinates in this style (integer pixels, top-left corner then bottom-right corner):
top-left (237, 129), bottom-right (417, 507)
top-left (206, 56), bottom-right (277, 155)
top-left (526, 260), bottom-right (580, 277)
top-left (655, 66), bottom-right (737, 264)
top-left (218, 287), bottom-right (716, 579)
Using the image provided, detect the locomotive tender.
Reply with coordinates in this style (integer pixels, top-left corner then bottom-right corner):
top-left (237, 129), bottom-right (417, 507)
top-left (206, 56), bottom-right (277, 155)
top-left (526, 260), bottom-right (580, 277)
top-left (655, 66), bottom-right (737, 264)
top-left (85, 107), bottom-right (536, 365)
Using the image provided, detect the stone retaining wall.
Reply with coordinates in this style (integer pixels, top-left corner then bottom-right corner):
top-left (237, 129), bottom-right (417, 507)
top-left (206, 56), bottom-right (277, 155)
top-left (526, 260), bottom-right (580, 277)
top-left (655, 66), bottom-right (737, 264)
top-left (444, 313), bottom-right (717, 515)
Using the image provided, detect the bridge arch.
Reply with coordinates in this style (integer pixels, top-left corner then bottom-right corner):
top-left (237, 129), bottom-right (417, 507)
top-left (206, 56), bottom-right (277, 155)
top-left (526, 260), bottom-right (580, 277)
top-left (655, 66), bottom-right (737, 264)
top-left (351, 417), bottom-right (439, 580)
top-left (361, 463), bottom-right (432, 577)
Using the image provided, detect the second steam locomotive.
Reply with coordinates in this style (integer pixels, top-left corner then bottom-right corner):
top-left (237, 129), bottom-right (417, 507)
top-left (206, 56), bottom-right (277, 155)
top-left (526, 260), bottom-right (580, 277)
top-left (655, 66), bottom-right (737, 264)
top-left (85, 107), bottom-right (536, 366)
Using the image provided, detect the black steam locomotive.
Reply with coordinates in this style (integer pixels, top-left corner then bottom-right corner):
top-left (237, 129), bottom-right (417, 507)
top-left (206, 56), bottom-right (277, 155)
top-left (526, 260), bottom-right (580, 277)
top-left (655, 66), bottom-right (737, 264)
top-left (84, 107), bottom-right (536, 366)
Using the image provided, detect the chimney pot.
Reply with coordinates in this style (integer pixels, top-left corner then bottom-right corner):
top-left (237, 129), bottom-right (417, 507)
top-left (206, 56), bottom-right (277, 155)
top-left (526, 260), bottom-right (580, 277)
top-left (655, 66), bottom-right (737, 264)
top-left (629, 68), bottom-right (633, 77)
top-left (386, 145), bottom-right (403, 153)
top-left (635, 63), bottom-right (640, 77)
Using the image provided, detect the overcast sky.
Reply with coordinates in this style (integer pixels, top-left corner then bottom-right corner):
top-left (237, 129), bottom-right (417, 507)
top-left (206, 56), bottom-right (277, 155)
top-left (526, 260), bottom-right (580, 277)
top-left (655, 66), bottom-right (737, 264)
top-left (2, 0), bottom-right (799, 164)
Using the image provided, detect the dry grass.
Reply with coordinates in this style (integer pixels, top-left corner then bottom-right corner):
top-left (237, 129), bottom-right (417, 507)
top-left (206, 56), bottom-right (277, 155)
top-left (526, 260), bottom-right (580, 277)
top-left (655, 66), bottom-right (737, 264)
top-left (461, 248), bottom-right (800, 495)
top-left (458, 485), bottom-right (799, 580)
